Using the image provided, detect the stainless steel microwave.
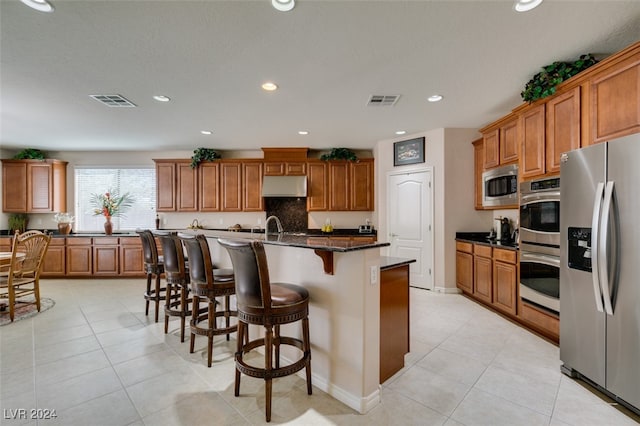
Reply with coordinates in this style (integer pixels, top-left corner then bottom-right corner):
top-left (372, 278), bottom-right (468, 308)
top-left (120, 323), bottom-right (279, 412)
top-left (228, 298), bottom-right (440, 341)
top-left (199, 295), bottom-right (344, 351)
top-left (482, 164), bottom-right (518, 207)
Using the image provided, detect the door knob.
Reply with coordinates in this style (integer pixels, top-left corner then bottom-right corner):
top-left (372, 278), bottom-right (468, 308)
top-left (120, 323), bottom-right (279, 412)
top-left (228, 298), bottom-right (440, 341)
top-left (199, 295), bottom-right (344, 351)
top-left (390, 233), bottom-right (398, 237)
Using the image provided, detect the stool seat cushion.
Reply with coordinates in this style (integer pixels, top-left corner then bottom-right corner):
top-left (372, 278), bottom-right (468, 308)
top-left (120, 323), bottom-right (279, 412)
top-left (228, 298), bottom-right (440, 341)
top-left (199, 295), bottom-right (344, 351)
top-left (213, 268), bottom-right (234, 281)
top-left (270, 283), bottom-right (308, 306)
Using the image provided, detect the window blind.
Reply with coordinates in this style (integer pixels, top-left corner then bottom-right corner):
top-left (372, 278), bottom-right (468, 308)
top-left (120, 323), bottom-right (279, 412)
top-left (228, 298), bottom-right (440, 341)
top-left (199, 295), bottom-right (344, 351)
top-left (75, 167), bottom-right (156, 232)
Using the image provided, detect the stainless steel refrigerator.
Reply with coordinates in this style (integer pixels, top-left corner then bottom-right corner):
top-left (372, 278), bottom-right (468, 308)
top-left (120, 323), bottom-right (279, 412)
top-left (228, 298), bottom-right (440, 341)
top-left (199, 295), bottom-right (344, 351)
top-left (560, 133), bottom-right (640, 413)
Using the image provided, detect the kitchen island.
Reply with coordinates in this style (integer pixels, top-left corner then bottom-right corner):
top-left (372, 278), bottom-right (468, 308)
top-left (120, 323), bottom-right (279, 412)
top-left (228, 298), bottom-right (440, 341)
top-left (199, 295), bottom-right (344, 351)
top-left (187, 229), bottom-right (392, 414)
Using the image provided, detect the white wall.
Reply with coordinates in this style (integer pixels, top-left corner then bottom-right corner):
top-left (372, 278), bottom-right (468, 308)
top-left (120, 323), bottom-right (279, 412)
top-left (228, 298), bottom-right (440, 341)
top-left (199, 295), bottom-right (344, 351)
top-left (375, 128), bottom-right (493, 291)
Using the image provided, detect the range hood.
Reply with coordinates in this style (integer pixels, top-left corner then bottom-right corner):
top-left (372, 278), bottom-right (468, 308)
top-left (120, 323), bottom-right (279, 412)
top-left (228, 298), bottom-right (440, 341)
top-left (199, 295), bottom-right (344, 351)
top-left (262, 175), bottom-right (307, 197)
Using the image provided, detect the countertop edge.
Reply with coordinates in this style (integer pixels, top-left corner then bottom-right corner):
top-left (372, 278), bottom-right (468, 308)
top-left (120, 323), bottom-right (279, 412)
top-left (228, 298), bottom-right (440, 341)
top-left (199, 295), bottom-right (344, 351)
top-left (380, 256), bottom-right (416, 270)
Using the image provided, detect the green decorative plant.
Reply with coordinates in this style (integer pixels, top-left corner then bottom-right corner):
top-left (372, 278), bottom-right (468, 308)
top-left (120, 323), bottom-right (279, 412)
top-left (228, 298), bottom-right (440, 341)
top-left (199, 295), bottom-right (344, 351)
top-left (190, 148), bottom-right (221, 169)
top-left (8, 213), bottom-right (29, 233)
top-left (13, 148), bottom-right (45, 160)
top-left (320, 148), bottom-right (358, 162)
top-left (521, 54), bottom-right (598, 103)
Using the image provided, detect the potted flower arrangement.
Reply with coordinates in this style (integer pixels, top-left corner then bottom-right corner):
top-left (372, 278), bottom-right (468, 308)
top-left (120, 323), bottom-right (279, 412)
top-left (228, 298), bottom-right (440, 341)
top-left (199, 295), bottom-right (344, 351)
top-left (90, 189), bottom-right (134, 235)
top-left (53, 212), bottom-right (74, 234)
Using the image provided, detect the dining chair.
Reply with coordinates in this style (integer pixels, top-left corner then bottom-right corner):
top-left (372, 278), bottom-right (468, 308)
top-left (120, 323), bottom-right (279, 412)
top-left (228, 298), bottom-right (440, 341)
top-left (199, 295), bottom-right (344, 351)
top-left (0, 231), bottom-right (51, 322)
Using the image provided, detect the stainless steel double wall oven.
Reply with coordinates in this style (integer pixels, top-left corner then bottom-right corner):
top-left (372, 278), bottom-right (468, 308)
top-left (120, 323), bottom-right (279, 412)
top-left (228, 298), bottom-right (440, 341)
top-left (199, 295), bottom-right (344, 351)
top-left (519, 176), bottom-right (561, 313)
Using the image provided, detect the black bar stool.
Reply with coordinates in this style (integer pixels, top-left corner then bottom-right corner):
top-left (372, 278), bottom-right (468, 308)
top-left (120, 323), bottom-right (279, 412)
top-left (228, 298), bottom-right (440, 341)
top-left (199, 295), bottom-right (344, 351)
top-left (136, 229), bottom-right (165, 322)
top-left (158, 232), bottom-right (191, 342)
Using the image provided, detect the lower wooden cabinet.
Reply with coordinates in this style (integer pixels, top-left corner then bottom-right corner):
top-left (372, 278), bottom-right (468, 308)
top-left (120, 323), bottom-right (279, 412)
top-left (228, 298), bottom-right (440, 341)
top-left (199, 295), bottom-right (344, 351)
top-left (455, 242), bottom-right (474, 294)
top-left (493, 248), bottom-right (517, 316)
top-left (66, 238), bottom-right (93, 276)
top-left (0, 236), bottom-right (12, 253)
top-left (380, 263), bottom-right (410, 384)
top-left (473, 245), bottom-right (493, 304)
top-left (42, 238), bottom-right (66, 276)
top-left (93, 237), bottom-right (119, 276)
top-left (119, 237), bottom-right (144, 276)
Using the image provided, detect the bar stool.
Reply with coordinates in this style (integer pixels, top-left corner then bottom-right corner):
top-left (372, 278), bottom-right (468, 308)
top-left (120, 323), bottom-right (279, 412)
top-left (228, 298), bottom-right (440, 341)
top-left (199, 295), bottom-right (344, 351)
top-left (218, 238), bottom-right (312, 423)
top-left (180, 234), bottom-right (238, 367)
top-left (158, 233), bottom-right (191, 342)
top-left (136, 229), bottom-right (165, 322)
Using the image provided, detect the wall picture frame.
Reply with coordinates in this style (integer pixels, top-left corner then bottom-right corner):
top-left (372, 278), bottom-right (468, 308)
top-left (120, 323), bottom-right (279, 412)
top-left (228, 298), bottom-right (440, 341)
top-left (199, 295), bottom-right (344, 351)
top-left (394, 137), bottom-right (425, 166)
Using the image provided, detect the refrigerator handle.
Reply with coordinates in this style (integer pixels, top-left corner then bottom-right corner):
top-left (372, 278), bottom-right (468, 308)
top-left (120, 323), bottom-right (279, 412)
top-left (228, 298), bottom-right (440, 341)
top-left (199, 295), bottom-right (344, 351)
top-left (600, 181), bottom-right (615, 316)
top-left (591, 181), bottom-right (605, 313)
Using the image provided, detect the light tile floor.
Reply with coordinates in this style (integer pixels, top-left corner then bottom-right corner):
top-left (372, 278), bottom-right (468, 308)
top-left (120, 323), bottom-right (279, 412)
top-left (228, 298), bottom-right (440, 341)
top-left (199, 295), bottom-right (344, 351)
top-left (1, 279), bottom-right (638, 425)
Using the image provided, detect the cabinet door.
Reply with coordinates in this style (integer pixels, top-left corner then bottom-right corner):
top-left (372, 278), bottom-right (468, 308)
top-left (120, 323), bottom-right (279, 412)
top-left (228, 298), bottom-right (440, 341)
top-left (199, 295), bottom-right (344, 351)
top-left (474, 255), bottom-right (492, 304)
top-left (500, 118), bottom-right (519, 164)
top-left (0, 237), bottom-right (11, 252)
top-left (547, 87), bottom-right (581, 174)
top-left (120, 237), bottom-right (144, 276)
top-left (27, 162), bottom-right (53, 212)
top-left (264, 162), bottom-right (285, 176)
top-left (2, 161), bottom-right (27, 212)
top-left (242, 162), bottom-right (263, 212)
top-left (199, 162), bottom-right (220, 212)
top-left (156, 161), bottom-right (176, 211)
top-left (483, 129), bottom-right (500, 169)
top-left (520, 104), bottom-right (546, 179)
top-left (472, 139), bottom-right (484, 210)
top-left (329, 162), bottom-right (349, 211)
top-left (591, 57), bottom-right (640, 143)
top-left (456, 250), bottom-right (474, 294)
top-left (285, 162), bottom-right (307, 176)
top-left (177, 162), bottom-right (198, 212)
top-left (66, 238), bottom-right (92, 276)
top-left (493, 260), bottom-right (517, 315)
top-left (93, 239), bottom-right (119, 276)
top-left (307, 161), bottom-right (327, 211)
top-left (41, 238), bottom-right (65, 277)
top-left (350, 160), bottom-right (374, 211)
top-left (221, 162), bottom-right (242, 212)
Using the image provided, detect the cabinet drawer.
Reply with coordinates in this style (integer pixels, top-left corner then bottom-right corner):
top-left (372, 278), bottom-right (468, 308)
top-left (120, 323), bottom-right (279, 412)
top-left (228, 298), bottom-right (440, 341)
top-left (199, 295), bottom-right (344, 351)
top-left (474, 244), bottom-right (492, 258)
top-left (520, 301), bottom-right (559, 338)
top-left (456, 241), bottom-right (473, 253)
top-left (493, 248), bottom-right (516, 264)
top-left (48, 237), bottom-right (65, 246)
top-left (94, 237), bottom-right (119, 245)
top-left (66, 237), bottom-right (92, 245)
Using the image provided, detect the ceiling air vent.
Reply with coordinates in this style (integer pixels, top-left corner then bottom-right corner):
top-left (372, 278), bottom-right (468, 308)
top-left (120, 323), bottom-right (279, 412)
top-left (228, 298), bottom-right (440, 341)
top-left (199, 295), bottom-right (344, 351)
top-left (89, 94), bottom-right (137, 107)
top-left (367, 94), bottom-right (400, 107)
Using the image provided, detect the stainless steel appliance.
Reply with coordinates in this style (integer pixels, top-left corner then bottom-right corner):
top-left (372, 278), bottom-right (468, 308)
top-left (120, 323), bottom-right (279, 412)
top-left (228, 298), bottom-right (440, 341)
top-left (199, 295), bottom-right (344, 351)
top-left (519, 176), bottom-right (560, 313)
top-left (560, 134), bottom-right (640, 414)
top-left (481, 164), bottom-right (518, 207)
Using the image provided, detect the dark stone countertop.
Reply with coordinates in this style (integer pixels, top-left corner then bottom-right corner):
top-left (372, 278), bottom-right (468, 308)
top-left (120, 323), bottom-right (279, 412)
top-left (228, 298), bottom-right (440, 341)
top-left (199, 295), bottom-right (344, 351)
top-left (380, 256), bottom-right (416, 271)
top-left (455, 232), bottom-right (519, 251)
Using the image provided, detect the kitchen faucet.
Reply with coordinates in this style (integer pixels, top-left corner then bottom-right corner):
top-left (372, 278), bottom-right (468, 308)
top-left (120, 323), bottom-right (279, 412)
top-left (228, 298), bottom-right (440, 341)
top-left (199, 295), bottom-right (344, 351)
top-left (265, 215), bottom-right (283, 235)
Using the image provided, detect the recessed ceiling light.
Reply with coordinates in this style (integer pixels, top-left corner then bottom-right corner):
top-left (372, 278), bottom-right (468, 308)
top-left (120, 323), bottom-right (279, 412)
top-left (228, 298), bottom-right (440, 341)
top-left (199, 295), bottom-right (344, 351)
top-left (20, 0), bottom-right (54, 13)
top-left (298, 131), bottom-right (309, 135)
top-left (272, 0), bottom-right (295, 12)
top-left (153, 95), bottom-right (171, 102)
top-left (395, 130), bottom-right (407, 135)
top-left (427, 95), bottom-right (443, 102)
top-left (261, 82), bottom-right (278, 91)
top-left (200, 130), bottom-right (213, 135)
top-left (514, 0), bottom-right (543, 12)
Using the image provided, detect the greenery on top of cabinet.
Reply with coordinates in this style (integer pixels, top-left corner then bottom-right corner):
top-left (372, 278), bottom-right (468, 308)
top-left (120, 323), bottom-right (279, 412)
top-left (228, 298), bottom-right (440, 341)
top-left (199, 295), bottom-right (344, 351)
top-left (320, 148), bottom-right (358, 162)
top-left (13, 148), bottom-right (45, 160)
top-left (521, 54), bottom-right (598, 103)
top-left (190, 148), bottom-right (221, 168)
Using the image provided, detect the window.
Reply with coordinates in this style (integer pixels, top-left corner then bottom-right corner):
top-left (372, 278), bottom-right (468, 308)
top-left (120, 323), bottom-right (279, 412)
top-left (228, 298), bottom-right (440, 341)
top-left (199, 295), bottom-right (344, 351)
top-left (75, 167), bottom-right (156, 232)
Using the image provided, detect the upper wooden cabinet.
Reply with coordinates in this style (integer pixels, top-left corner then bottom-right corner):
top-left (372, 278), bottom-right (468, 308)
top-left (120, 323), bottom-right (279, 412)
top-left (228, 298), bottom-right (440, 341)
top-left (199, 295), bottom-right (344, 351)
top-left (264, 162), bottom-right (307, 176)
top-left (519, 104), bottom-right (546, 180)
top-left (220, 162), bottom-right (243, 212)
top-left (242, 161), bottom-right (263, 212)
top-left (154, 160), bottom-right (197, 212)
top-left (350, 160), bottom-right (374, 211)
top-left (546, 86), bottom-right (581, 174)
top-left (328, 161), bottom-right (350, 211)
top-left (481, 115), bottom-right (518, 170)
top-left (472, 139), bottom-right (484, 210)
top-left (307, 160), bottom-right (328, 211)
top-left (590, 49), bottom-right (640, 143)
top-left (199, 162), bottom-right (220, 212)
top-left (1, 159), bottom-right (67, 213)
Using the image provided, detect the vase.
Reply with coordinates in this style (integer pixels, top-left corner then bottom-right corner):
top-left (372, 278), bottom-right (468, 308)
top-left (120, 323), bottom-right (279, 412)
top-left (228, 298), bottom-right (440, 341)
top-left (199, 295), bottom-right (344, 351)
top-left (104, 217), bottom-right (113, 235)
top-left (58, 223), bottom-right (72, 235)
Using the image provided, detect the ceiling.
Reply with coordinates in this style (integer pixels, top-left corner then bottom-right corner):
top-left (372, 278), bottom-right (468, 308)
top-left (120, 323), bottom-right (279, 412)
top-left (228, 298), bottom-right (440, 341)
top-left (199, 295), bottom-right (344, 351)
top-left (1, 0), bottom-right (640, 153)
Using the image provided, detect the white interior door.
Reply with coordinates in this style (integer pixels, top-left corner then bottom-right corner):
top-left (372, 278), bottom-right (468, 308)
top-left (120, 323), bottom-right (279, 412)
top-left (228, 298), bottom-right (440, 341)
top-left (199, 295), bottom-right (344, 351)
top-left (387, 169), bottom-right (433, 289)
